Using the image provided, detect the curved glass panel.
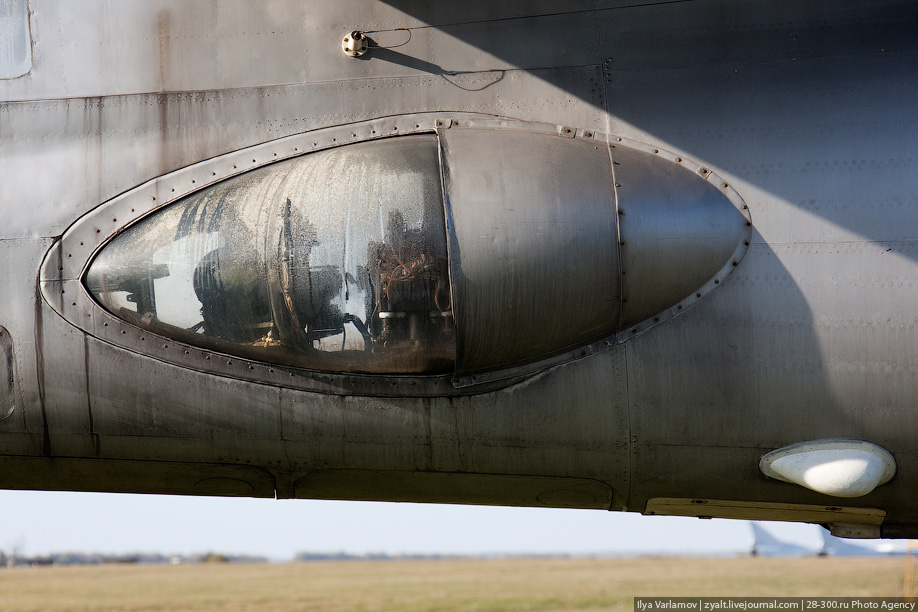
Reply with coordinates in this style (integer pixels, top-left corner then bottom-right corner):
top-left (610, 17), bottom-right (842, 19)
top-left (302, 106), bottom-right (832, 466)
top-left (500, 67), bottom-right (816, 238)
top-left (85, 135), bottom-right (454, 374)
top-left (0, 0), bottom-right (31, 79)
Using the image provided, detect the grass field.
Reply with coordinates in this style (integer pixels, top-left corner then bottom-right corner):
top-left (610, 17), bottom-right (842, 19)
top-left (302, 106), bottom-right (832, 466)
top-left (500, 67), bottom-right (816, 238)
top-left (0, 556), bottom-right (908, 612)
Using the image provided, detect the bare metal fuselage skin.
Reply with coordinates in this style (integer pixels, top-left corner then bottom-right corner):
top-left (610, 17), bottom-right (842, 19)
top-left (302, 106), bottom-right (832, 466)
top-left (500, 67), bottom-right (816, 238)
top-left (2, 1), bottom-right (918, 537)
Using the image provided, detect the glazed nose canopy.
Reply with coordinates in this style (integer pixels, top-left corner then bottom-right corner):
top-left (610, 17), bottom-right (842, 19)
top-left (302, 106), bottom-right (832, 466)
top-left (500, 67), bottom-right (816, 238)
top-left (84, 128), bottom-right (747, 377)
top-left (85, 135), bottom-right (455, 374)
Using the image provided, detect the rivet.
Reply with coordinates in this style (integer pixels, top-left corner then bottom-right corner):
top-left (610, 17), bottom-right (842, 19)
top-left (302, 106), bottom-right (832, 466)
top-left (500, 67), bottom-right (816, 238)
top-left (714, 279), bottom-right (720, 284)
top-left (654, 318), bottom-right (660, 323)
top-left (675, 157), bottom-right (682, 163)
top-left (696, 293), bottom-right (702, 298)
top-left (732, 261), bottom-right (739, 266)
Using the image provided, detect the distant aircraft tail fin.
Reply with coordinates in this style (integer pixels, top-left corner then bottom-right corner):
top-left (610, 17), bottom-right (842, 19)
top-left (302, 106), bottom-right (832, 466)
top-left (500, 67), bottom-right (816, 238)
top-left (750, 522), bottom-right (781, 555)
top-left (749, 522), bottom-right (817, 557)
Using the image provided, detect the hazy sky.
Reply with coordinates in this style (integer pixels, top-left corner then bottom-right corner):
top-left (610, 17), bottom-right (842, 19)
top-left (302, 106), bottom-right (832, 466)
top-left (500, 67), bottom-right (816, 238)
top-left (0, 490), bottom-right (833, 560)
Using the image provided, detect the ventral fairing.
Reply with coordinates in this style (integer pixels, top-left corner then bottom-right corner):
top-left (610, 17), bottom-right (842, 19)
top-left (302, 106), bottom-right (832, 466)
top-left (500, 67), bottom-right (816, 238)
top-left (3, 0), bottom-right (918, 539)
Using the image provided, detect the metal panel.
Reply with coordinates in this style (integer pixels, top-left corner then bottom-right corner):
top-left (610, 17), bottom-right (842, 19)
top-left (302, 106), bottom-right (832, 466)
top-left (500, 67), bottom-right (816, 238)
top-left (279, 345), bottom-right (631, 507)
top-left (0, 1), bottom-right (604, 100)
top-left (0, 238), bottom-right (53, 449)
top-left (598, 0), bottom-right (918, 71)
top-left (379, 0), bottom-right (597, 25)
top-left (85, 338), bottom-right (285, 463)
top-left (598, 0), bottom-right (918, 519)
top-left (614, 145), bottom-right (749, 329)
top-left (0, 71), bottom-right (604, 241)
top-left (295, 470), bottom-right (613, 509)
top-left (645, 497), bottom-right (886, 525)
top-left (0, 456), bottom-right (276, 497)
top-left (6, 0), bottom-right (918, 524)
top-left (442, 128), bottom-right (619, 374)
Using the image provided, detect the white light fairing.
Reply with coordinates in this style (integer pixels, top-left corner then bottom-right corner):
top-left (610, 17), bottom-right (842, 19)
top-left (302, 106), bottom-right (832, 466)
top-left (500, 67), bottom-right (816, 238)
top-left (760, 440), bottom-right (897, 498)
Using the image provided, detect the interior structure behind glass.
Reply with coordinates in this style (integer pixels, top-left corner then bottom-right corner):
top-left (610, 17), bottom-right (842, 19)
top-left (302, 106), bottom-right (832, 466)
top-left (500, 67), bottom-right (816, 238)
top-left (85, 135), bottom-right (455, 374)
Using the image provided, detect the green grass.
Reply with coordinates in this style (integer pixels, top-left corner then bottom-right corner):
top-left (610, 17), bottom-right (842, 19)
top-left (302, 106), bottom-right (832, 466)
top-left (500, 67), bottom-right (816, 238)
top-left (0, 556), bottom-right (907, 612)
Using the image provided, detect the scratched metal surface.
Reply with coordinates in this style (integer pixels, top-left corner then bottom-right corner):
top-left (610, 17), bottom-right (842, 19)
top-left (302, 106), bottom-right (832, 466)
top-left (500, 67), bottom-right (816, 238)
top-left (2, 0), bottom-right (918, 533)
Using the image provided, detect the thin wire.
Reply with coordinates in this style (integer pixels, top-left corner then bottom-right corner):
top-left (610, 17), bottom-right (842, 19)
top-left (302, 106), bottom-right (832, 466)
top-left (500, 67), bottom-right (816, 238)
top-left (360, 28), bottom-right (412, 50)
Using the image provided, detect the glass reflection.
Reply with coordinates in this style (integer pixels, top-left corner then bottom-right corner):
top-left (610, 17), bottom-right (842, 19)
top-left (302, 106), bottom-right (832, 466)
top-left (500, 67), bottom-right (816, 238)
top-left (85, 135), bottom-right (454, 374)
